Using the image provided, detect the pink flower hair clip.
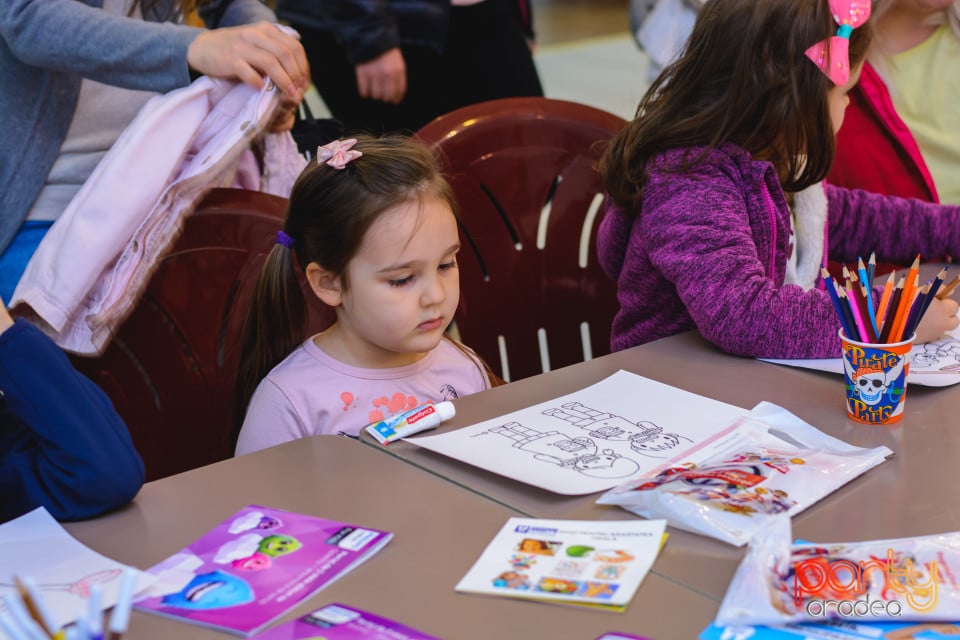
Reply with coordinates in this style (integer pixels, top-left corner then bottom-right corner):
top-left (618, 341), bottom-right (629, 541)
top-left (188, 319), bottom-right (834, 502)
top-left (805, 0), bottom-right (871, 86)
top-left (317, 138), bottom-right (362, 170)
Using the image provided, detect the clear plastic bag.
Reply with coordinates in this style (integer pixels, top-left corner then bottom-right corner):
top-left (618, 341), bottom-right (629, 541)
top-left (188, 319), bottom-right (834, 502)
top-left (715, 517), bottom-right (960, 626)
top-left (596, 403), bottom-right (892, 546)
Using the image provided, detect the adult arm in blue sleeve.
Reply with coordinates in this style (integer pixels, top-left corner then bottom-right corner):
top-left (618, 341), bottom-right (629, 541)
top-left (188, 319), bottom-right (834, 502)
top-left (0, 319), bottom-right (145, 523)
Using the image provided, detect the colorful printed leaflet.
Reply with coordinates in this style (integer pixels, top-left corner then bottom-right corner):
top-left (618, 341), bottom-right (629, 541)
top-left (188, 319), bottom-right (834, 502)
top-left (456, 517), bottom-right (666, 612)
top-left (134, 505), bottom-right (392, 636)
top-left (252, 603), bottom-right (440, 639)
top-left (715, 518), bottom-right (960, 627)
top-left (597, 403), bottom-right (891, 547)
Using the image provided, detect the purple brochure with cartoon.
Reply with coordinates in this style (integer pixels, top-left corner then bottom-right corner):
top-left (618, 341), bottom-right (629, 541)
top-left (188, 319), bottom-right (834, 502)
top-left (253, 603), bottom-right (441, 639)
top-left (134, 505), bottom-right (393, 636)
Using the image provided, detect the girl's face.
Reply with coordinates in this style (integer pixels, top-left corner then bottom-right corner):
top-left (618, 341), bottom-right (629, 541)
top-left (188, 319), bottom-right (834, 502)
top-left (322, 195), bottom-right (461, 368)
top-left (827, 63), bottom-right (864, 134)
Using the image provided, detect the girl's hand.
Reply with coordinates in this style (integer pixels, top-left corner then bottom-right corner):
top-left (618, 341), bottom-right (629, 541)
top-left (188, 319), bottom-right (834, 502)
top-left (267, 95), bottom-right (300, 133)
top-left (915, 296), bottom-right (960, 344)
top-left (187, 22), bottom-right (309, 102)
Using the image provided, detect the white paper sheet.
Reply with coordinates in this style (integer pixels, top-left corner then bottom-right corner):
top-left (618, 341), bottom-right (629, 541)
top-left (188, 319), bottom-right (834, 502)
top-left (0, 507), bottom-right (155, 635)
top-left (408, 370), bottom-right (749, 495)
top-left (762, 328), bottom-right (960, 387)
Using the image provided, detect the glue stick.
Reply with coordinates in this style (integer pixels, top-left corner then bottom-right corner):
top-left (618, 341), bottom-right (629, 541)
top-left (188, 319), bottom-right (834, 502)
top-left (365, 402), bottom-right (455, 444)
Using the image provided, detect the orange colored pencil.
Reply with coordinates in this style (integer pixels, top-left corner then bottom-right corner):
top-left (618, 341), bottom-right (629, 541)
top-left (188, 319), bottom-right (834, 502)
top-left (874, 271), bottom-right (896, 327)
top-left (879, 277), bottom-right (904, 343)
top-left (891, 271), bottom-right (920, 342)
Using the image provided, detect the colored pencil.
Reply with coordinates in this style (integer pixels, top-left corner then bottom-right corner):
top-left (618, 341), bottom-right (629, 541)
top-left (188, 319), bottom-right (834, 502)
top-left (857, 257), bottom-right (869, 290)
top-left (903, 282), bottom-right (934, 341)
top-left (837, 289), bottom-right (860, 340)
top-left (914, 268), bottom-right (949, 332)
top-left (84, 584), bottom-right (103, 640)
top-left (874, 271), bottom-right (896, 327)
top-left (878, 278), bottom-right (904, 343)
top-left (827, 256), bottom-right (942, 345)
top-left (856, 257), bottom-right (879, 337)
top-left (890, 265), bottom-right (919, 343)
top-left (2, 592), bottom-right (47, 640)
top-left (845, 282), bottom-right (870, 342)
top-left (821, 268), bottom-right (855, 339)
top-left (107, 568), bottom-right (137, 640)
top-left (847, 277), bottom-right (876, 342)
top-left (857, 285), bottom-right (879, 342)
top-left (15, 577), bottom-right (58, 639)
top-left (937, 274), bottom-right (960, 300)
top-left (842, 264), bottom-right (853, 284)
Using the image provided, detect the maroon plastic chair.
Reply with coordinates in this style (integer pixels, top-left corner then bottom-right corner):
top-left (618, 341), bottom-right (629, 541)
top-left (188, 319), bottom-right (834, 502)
top-left (72, 188), bottom-right (335, 480)
top-left (416, 97), bottom-right (626, 382)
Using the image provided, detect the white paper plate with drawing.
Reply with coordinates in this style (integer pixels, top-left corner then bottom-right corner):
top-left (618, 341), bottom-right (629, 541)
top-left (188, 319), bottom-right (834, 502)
top-left (406, 370), bottom-right (750, 495)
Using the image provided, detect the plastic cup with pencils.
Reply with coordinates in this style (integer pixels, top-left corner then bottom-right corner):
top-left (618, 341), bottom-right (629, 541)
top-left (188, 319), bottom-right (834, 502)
top-left (823, 255), bottom-right (943, 425)
top-left (839, 329), bottom-right (913, 425)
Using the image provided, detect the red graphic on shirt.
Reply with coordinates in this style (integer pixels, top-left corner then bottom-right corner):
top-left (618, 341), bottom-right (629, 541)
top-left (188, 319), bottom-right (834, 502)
top-left (340, 391), bottom-right (354, 411)
top-left (368, 393), bottom-right (419, 423)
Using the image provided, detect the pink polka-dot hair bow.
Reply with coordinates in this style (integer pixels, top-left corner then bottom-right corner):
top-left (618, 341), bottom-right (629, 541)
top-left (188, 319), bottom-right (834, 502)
top-left (317, 138), bottom-right (363, 169)
top-left (805, 0), bottom-right (871, 86)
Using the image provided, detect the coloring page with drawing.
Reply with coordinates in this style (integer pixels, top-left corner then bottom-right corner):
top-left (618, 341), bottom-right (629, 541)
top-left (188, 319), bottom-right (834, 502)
top-left (0, 508), bottom-right (155, 635)
top-left (407, 370), bottom-right (750, 495)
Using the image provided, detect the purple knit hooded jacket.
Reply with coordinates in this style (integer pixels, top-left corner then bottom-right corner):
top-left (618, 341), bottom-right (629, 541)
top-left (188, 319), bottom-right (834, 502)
top-left (597, 144), bottom-right (960, 359)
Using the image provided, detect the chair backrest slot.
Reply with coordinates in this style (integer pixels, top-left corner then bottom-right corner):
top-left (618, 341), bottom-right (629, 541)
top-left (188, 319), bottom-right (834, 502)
top-left (480, 183), bottom-right (522, 250)
top-left (417, 97), bottom-right (627, 381)
top-left (538, 327), bottom-right (551, 373)
top-left (457, 217), bottom-right (491, 281)
top-left (537, 198), bottom-right (552, 251)
top-left (579, 192), bottom-right (605, 269)
top-left (580, 320), bottom-right (594, 361)
top-left (497, 334), bottom-right (512, 383)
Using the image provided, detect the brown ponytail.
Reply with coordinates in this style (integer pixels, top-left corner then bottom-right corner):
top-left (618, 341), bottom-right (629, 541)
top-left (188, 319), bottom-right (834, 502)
top-left (234, 243), bottom-right (307, 441)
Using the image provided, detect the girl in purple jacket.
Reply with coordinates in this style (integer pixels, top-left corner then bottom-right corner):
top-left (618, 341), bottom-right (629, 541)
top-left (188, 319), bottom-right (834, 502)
top-left (598, 0), bottom-right (960, 359)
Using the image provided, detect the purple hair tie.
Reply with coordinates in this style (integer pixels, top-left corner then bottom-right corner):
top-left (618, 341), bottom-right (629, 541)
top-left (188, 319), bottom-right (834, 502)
top-left (275, 230), bottom-right (295, 249)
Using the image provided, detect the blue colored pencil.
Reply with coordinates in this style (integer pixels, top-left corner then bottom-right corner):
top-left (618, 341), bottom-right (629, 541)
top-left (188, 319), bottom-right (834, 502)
top-left (821, 268), bottom-right (856, 339)
top-left (902, 283), bottom-right (930, 341)
top-left (856, 258), bottom-right (880, 338)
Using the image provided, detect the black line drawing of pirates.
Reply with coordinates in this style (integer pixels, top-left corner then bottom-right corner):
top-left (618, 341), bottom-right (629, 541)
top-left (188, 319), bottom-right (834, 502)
top-left (541, 402), bottom-right (690, 457)
top-left (489, 422), bottom-right (640, 478)
top-left (911, 338), bottom-right (960, 371)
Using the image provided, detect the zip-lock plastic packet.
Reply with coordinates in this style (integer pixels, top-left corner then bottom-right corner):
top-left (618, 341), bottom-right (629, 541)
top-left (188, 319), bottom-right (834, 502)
top-left (596, 402), bottom-right (892, 546)
top-left (715, 517), bottom-right (960, 626)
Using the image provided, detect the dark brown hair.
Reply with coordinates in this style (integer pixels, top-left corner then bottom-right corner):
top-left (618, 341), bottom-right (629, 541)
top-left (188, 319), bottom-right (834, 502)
top-left (235, 135), bottom-right (461, 425)
top-left (601, 0), bottom-right (873, 213)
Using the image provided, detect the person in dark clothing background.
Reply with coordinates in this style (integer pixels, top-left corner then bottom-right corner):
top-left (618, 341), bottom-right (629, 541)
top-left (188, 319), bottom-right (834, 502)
top-left (276, 0), bottom-right (544, 135)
